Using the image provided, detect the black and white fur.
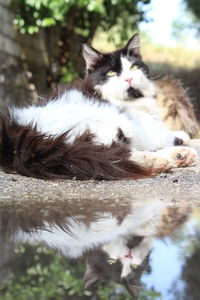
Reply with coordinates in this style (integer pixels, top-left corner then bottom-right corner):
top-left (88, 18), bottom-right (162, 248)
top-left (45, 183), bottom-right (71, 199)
top-left (1, 197), bottom-right (190, 297)
top-left (0, 33), bottom-right (196, 295)
top-left (0, 34), bottom-right (197, 179)
top-left (81, 33), bottom-right (197, 171)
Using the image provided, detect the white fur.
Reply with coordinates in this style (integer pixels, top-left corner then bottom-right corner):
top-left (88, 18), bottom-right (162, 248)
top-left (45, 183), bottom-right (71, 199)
top-left (13, 200), bottom-right (165, 258)
top-left (11, 90), bottom-right (129, 146)
top-left (10, 79), bottom-right (197, 171)
top-left (15, 215), bottom-right (123, 258)
top-left (92, 55), bottom-right (197, 167)
top-left (95, 56), bottom-right (156, 104)
top-left (6, 49), bottom-right (198, 283)
top-left (10, 89), bottom-right (176, 151)
top-left (120, 237), bottom-right (153, 278)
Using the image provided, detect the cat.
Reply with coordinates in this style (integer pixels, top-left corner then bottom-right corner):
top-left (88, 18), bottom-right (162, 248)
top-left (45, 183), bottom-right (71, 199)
top-left (83, 240), bottom-right (151, 298)
top-left (83, 204), bottom-right (191, 297)
top-left (0, 34), bottom-right (197, 180)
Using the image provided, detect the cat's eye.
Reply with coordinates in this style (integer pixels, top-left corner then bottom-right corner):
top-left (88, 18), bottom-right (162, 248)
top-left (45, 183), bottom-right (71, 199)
top-left (130, 264), bottom-right (138, 269)
top-left (107, 259), bottom-right (117, 264)
top-left (130, 65), bottom-right (138, 71)
top-left (107, 71), bottom-right (117, 77)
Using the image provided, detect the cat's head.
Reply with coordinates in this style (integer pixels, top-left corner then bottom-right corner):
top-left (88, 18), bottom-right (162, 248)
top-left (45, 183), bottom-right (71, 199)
top-left (83, 239), bottom-right (150, 298)
top-left (82, 33), bottom-right (156, 103)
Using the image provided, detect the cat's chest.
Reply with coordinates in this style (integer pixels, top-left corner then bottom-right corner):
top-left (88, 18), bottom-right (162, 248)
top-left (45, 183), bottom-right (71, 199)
top-left (119, 97), bottom-right (160, 121)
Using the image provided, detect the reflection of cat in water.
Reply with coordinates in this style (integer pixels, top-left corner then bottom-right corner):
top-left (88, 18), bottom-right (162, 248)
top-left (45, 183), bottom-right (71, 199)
top-left (0, 34), bottom-right (197, 179)
top-left (1, 198), bottom-right (190, 297)
top-left (84, 204), bottom-right (190, 297)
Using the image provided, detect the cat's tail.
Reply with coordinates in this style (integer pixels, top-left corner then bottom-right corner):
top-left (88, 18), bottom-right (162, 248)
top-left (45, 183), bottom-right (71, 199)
top-left (0, 117), bottom-right (152, 180)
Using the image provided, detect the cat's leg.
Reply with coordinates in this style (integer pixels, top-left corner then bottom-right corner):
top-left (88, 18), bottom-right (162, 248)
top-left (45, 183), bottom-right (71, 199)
top-left (131, 146), bottom-right (197, 173)
top-left (131, 150), bottom-right (174, 172)
top-left (157, 146), bottom-right (197, 168)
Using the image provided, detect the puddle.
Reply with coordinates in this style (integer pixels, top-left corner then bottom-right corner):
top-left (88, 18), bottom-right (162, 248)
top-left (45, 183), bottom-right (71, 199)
top-left (142, 209), bottom-right (200, 300)
top-left (0, 198), bottom-right (200, 300)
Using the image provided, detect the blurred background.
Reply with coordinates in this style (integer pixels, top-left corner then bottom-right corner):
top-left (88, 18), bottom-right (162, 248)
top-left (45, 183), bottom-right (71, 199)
top-left (0, 0), bottom-right (200, 116)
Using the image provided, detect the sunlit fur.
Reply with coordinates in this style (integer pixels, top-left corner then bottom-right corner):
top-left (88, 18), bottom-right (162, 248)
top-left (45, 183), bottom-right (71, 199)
top-left (0, 34), bottom-right (197, 180)
top-left (0, 33), bottom-right (197, 298)
top-left (10, 89), bottom-right (175, 150)
top-left (95, 56), bottom-right (156, 103)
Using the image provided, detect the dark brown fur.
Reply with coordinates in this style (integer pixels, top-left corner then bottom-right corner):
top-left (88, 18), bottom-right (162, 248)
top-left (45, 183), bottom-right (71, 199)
top-left (0, 195), bottom-right (132, 239)
top-left (0, 34), bottom-right (154, 181)
top-left (0, 117), bottom-right (152, 181)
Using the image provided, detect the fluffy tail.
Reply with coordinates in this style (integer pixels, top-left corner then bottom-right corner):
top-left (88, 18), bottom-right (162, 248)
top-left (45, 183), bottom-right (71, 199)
top-left (0, 117), bottom-right (152, 180)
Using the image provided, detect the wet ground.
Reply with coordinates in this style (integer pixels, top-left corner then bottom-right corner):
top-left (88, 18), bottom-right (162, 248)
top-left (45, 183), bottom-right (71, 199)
top-left (0, 140), bottom-right (200, 299)
top-left (142, 208), bottom-right (200, 300)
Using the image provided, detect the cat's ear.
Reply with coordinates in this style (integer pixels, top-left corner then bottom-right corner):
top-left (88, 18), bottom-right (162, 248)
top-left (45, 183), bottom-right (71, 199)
top-left (121, 272), bottom-right (141, 298)
top-left (82, 44), bottom-right (103, 71)
top-left (125, 33), bottom-right (141, 56)
top-left (124, 280), bottom-right (140, 298)
top-left (83, 264), bottom-right (101, 288)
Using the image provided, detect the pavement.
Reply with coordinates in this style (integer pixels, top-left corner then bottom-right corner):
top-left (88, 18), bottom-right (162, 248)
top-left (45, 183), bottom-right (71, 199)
top-left (0, 140), bottom-right (200, 205)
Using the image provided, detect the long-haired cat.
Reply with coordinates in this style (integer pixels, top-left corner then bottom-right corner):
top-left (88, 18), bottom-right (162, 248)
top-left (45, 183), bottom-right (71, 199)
top-left (83, 204), bottom-right (191, 297)
top-left (0, 33), bottom-right (197, 180)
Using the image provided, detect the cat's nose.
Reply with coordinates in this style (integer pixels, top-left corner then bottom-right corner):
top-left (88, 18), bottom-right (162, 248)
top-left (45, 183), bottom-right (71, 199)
top-left (125, 78), bottom-right (132, 85)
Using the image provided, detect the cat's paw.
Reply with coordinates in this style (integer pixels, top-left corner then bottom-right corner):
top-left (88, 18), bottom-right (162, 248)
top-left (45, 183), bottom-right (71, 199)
top-left (171, 147), bottom-right (197, 167)
top-left (158, 146), bottom-right (197, 168)
top-left (131, 151), bottom-right (174, 173)
top-left (150, 156), bottom-right (173, 173)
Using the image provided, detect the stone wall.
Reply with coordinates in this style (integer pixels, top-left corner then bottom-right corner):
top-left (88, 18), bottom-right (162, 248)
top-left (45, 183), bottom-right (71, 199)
top-left (0, 0), bottom-right (59, 114)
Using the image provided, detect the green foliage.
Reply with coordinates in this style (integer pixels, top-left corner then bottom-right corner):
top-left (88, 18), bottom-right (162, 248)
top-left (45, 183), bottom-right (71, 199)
top-left (0, 244), bottom-right (133, 300)
top-left (13, 0), bottom-right (151, 85)
top-left (0, 244), bottom-right (85, 300)
top-left (0, 243), bottom-right (162, 300)
top-left (14, 0), bottom-right (150, 41)
top-left (60, 63), bottom-right (78, 83)
top-left (139, 290), bottom-right (161, 300)
top-left (184, 0), bottom-right (200, 21)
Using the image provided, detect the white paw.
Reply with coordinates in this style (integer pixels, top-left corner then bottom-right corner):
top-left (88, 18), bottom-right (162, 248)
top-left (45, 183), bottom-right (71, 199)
top-left (158, 146), bottom-right (197, 168)
top-left (131, 151), bottom-right (174, 173)
top-left (150, 156), bottom-right (173, 173)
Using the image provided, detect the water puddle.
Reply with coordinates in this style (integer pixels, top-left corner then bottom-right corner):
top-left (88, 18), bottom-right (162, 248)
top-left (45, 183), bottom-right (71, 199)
top-left (0, 197), bottom-right (200, 299)
top-left (142, 209), bottom-right (200, 300)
